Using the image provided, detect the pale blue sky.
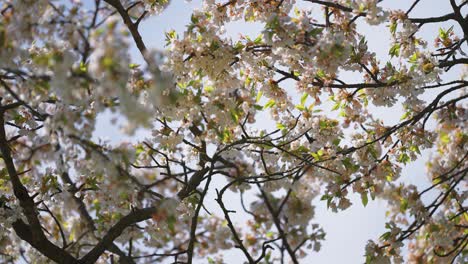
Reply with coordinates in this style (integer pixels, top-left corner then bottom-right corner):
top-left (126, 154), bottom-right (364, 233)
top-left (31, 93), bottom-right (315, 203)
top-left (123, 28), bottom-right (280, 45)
top-left (93, 1), bottom-right (465, 263)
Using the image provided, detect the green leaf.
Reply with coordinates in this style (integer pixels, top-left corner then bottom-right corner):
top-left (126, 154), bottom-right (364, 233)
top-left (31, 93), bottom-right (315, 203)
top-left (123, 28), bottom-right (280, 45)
top-left (230, 109), bottom-right (239, 123)
top-left (295, 104), bottom-right (306, 111)
top-left (409, 145), bottom-right (421, 155)
top-left (234, 41), bottom-right (245, 51)
top-left (256, 90), bottom-right (263, 103)
top-left (135, 145), bottom-right (145, 156)
top-left (79, 62), bottom-right (88, 72)
top-left (331, 102), bottom-right (340, 111)
top-left (432, 177), bottom-right (442, 185)
top-left (300, 92), bottom-right (308, 105)
top-left (265, 15), bottom-right (279, 30)
top-left (332, 138), bottom-right (341, 146)
top-left (389, 22), bottom-right (397, 35)
top-left (190, 14), bottom-right (199, 24)
top-left (342, 158), bottom-right (360, 172)
top-left (253, 104), bottom-right (263, 110)
top-left (386, 174), bottom-right (393, 182)
top-left (409, 52), bottom-right (418, 64)
top-left (358, 3), bottom-right (366, 12)
top-left (319, 120), bottom-right (327, 129)
top-left (221, 129), bottom-right (231, 143)
top-left (164, 30), bottom-right (177, 45)
top-left (316, 69), bottom-right (326, 78)
top-left (342, 158), bottom-right (353, 170)
top-left (400, 198), bottom-right (408, 212)
top-left (294, 6), bottom-right (300, 16)
top-left (361, 193), bottom-right (369, 207)
top-left (359, 36), bottom-right (367, 47)
top-left (254, 34), bottom-right (263, 44)
top-left (317, 149), bottom-right (324, 156)
top-left (245, 76), bottom-right (252, 87)
top-left (400, 111), bottom-right (411, 120)
top-left (380, 231), bottom-right (391, 241)
top-left (440, 132), bottom-right (450, 144)
top-left (266, 231), bottom-right (274, 239)
top-left (438, 26), bottom-right (453, 39)
top-left (320, 194), bottom-right (333, 209)
top-left (276, 123), bottom-right (286, 130)
top-left (368, 146), bottom-right (378, 159)
top-left (296, 145), bottom-right (309, 153)
top-left (204, 85), bottom-right (214, 93)
top-left (311, 149), bottom-right (324, 161)
top-left (263, 99), bottom-right (276, 109)
top-left (210, 40), bottom-right (220, 51)
top-left (389, 43), bottom-right (400, 57)
top-left (309, 27), bottom-right (323, 37)
top-left (398, 153), bottom-right (410, 164)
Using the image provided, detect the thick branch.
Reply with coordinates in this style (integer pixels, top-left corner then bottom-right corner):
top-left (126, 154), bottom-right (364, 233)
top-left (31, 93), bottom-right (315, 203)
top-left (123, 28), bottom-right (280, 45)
top-left (103, 0), bottom-right (147, 56)
top-left (79, 206), bottom-right (158, 264)
top-left (450, 0), bottom-right (468, 37)
top-left (0, 103), bottom-right (76, 263)
top-left (409, 13), bottom-right (456, 24)
top-left (61, 172), bottom-right (136, 264)
top-left (11, 219), bottom-right (77, 263)
top-left (438, 58), bottom-right (468, 68)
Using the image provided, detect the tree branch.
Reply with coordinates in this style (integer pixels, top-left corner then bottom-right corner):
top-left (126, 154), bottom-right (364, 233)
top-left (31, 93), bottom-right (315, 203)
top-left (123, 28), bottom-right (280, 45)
top-left (103, 0), bottom-right (147, 57)
top-left (0, 102), bottom-right (76, 263)
top-left (79, 206), bottom-right (158, 264)
top-left (409, 13), bottom-right (456, 24)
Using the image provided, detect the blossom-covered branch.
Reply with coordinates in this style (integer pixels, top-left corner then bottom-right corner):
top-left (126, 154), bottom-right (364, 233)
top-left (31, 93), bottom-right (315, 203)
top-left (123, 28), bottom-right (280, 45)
top-left (0, 0), bottom-right (466, 263)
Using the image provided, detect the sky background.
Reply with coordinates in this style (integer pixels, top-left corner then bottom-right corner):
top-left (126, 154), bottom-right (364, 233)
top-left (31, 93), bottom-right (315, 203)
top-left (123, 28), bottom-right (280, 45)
top-left (93, 1), bottom-right (465, 263)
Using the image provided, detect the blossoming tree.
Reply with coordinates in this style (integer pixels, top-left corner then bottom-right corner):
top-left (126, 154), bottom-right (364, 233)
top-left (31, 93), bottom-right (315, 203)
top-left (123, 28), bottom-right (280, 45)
top-left (0, 0), bottom-right (467, 263)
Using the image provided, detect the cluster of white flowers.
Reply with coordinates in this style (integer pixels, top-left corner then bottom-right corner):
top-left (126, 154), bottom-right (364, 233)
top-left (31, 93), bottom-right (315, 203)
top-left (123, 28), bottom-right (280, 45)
top-left (345, 0), bottom-right (388, 25)
top-left (143, 0), bottom-right (171, 15)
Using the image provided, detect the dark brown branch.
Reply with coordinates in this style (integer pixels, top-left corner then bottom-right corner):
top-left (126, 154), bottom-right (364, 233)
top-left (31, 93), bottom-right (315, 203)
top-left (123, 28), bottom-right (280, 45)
top-left (305, 0), bottom-right (353, 12)
top-left (177, 167), bottom-right (210, 200)
top-left (450, 0), bottom-right (468, 37)
top-left (438, 58), bottom-right (468, 68)
top-left (103, 0), bottom-right (147, 57)
top-left (215, 183), bottom-right (255, 263)
top-left (79, 206), bottom-right (158, 264)
top-left (0, 102), bottom-right (76, 263)
top-left (409, 13), bottom-right (456, 24)
top-left (11, 219), bottom-right (77, 263)
top-left (406, 0), bottom-right (422, 15)
top-left (186, 173), bottom-right (212, 264)
top-left (257, 185), bottom-right (299, 264)
top-left (39, 203), bottom-right (68, 249)
top-left (0, 79), bottom-right (47, 120)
